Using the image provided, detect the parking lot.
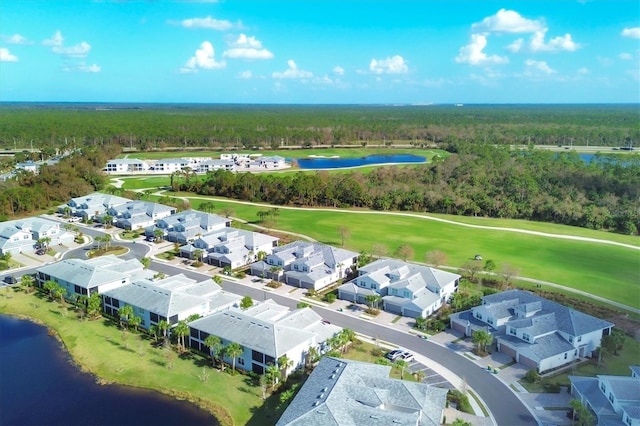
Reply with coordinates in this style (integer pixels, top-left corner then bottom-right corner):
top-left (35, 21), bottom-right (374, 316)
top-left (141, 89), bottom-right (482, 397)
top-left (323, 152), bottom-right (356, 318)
top-left (384, 348), bottom-right (455, 390)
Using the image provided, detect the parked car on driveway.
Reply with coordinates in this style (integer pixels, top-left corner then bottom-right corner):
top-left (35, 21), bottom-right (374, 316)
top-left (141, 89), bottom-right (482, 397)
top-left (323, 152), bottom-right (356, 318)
top-left (384, 349), bottom-right (404, 361)
top-left (3, 276), bottom-right (17, 284)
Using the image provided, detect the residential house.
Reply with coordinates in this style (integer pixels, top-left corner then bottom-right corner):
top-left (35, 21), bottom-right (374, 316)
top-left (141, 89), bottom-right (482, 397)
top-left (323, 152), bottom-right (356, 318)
top-left (338, 259), bottom-right (461, 319)
top-left (15, 160), bottom-right (39, 173)
top-left (0, 217), bottom-right (74, 255)
top-left (59, 192), bottom-right (130, 222)
top-left (179, 228), bottom-right (278, 268)
top-left (197, 159), bottom-right (236, 173)
top-left (257, 155), bottom-right (286, 169)
top-left (151, 158), bottom-right (190, 173)
top-left (188, 300), bottom-right (341, 376)
top-left (145, 210), bottom-right (230, 244)
top-left (249, 241), bottom-right (358, 291)
top-left (569, 366), bottom-right (640, 425)
top-left (450, 289), bottom-right (614, 373)
top-left (107, 200), bottom-right (176, 230)
top-left (276, 356), bottom-right (448, 426)
top-left (35, 255), bottom-right (148, 299)
top-left (102, 274), bottom-right (241, 330)
top-left (104, 159), bottom-right (149, 174)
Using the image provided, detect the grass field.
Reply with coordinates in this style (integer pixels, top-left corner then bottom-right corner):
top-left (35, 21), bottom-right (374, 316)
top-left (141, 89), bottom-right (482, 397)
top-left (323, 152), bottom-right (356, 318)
top-left (0, 289), bottom-right (265, 426)
top-left (122, 147), bottom-right (448, 160)
top-left (174, 195), bottom-right (639, 309)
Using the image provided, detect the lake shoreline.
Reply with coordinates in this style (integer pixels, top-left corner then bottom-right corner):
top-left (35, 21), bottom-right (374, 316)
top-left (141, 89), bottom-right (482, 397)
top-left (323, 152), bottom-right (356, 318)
top-left (0, 306), bottom-right (228, 425)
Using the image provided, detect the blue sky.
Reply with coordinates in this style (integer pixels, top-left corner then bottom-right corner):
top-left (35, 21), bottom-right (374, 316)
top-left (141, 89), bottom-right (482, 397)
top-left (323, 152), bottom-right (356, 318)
top-left (0, 0), bottom-right (638, 104)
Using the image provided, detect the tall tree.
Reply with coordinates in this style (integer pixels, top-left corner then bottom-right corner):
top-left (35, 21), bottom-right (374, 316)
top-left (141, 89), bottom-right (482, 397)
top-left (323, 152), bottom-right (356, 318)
top-left (204, 335), bottom-right (222, 368)
top-left (472, 330), bottom-right (493, 355)
top-left (173, 320), bottom-right (189, 352)
top-left (225, 342), bottom-right (243, 373)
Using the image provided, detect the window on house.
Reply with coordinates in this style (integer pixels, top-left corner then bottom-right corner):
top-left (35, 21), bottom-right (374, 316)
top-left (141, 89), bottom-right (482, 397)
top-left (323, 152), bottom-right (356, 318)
top-left (569, 336), bottom-right (573, 343)
top-left (238, 358), bottom-right (245, 366)
top-left (510, 328), bottom-right (517, 335)
top-left (523, 333), bottom-right (531, 342)
top-left (487, 318), bottom-right (494, 325)
top-left (578, 336), bottom-right (582, 342)
top-left (564, 353), bottom-right (568, 359)
top-left (609, 393), bottom-right (614, 404)
top-left (600, 383), bottom-right (606, 393)
top-left (475, 313), bottom-right (483, 320)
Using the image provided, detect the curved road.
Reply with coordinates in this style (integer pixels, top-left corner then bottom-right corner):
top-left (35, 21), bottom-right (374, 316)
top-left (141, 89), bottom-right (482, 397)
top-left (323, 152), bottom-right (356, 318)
top-left (148, 261), bottom-right (537, 426)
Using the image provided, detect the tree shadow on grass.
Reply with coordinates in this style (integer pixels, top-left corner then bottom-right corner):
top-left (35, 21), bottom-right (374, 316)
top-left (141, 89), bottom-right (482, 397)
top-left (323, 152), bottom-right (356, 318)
top-left (246, 393), bottom-right (283, 426)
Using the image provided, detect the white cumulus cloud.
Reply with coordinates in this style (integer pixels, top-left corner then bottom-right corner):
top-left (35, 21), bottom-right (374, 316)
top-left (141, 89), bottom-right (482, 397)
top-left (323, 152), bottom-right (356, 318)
top-left (369, 55), bottom-right (408, 74)
top-left (272, 60), bottom-right (312, 79)
top-left (0, 47), bottom-right (18, 62)
top-left (175, 16), bottom-right (233, 31)
top-left (62, 62), bottom-right (101, 73)
top-left (455, 34), bottom-right (509, 65)
top-left (180, 41), bottom-right (226, 73)
top-left (506, 38), bottom-right (524, 53)
top-left (530, 29), bottom-right (579, 52)
top-left (621, 27), bottom-right (640, 39)
top-left (3, 33), bottom-right (32, 45)
top-left (524, 59), bottom-right (556, 74)
top-left (618, 52), bottom-right (633, 60)
top-left (333, 65), bottom-right (344, 75)
top-left (53, 41), bottom-right (91, 58)
top-left (223, 34), bottom-right (273, 60)
top-left (42, 30), bottom-right (64, 47)
top-left (238, 70), bottom-right (252, 79)
top-left (472, 9), bottom-right (544, 33)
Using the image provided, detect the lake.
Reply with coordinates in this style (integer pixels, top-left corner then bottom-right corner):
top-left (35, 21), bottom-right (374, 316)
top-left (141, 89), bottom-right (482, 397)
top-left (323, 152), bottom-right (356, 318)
top-left (295, 154), bottom-right (426, 169)
top-left (0, 315), bottom-right (218, 426)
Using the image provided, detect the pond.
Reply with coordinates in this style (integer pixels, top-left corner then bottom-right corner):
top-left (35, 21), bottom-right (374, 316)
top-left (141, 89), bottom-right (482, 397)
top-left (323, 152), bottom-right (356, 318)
top-left (0, 315), bottom-right (218, 426)
top-left (294, 154), bottom-right (426, 169)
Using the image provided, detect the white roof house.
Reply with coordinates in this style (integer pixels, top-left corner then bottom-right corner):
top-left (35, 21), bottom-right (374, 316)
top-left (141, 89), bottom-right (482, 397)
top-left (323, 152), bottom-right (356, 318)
top-left (179, 228), bottom-right (279, 268)
top-left (104, 158), bottom-right (149, 174)
top-left (59, 192), bottom-right (131, 221)
top-left (107, 200), bottom-right (176, 230)
top-left (338, 259), bottom-right (461, 319)
top-left (188, 300), bottom-right (341, 376)
top-left (145, 210), bottom-right (230, 244)
top-left (277, 356), bottom-right (448, 426)
top-left (450, 289), bottom-right (614, 373)
top-left (197, 159), bottom-right (236, 173)
top-left (250, 241), bottom-right (359, 291)
top-left (102, 273), bottom-right (241, 329)
top-left (570, 367), bottom-right (640, 426)
top-left (0, 217), bottom-right (74, 255)
top-left (36, 255), bottom-right (148, 299)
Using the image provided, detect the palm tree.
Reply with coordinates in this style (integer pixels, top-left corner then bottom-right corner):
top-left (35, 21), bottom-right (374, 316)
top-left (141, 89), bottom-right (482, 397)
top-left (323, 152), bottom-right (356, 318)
top-left (265, 363), bottom-right (281, 391)
top-left (173, 320), bottom-right (189, 352)
top-left (37, 236), bottom-right (52, 251)
top-left (19, 274), bottom-right (35, 293)
top-left (225, 342), bottom-right (243, 373)
top-left (157, 320), bottom-right (170, 345)
top-left (278, 354), bottom-right (293, 377)
top-left (414, 369), bottom-right (426, 383)
top-left (103, 233), bottom-right (112, 249)
top-left (472, 330), bottom-right (493, 355)
top-left (153, 228), bottom-right (164, 242)
top-left (193, 249), bottom-right (204, 264)
top-left (212, 275), bottom-right (223, 285)
top-left (129, 315), bottom-right (142, 333)
top-left (204, 335), bottom-right (222, 368)
top-left (119, 305), bottom-right (134, 330)
top-left (140, 257), bottom-right (151, 269)
top-left (394, 359), bottom-right (408, 380)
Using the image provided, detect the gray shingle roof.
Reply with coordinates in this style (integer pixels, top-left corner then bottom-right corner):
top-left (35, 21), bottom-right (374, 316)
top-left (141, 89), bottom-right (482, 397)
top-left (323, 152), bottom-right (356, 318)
top-left (277, 357), bottom-right (447, 426)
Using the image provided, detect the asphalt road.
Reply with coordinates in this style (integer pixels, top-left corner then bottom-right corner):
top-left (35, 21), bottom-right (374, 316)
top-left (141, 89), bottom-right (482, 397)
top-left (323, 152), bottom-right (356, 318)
top-left (148, 264), bottom-right (538, 426)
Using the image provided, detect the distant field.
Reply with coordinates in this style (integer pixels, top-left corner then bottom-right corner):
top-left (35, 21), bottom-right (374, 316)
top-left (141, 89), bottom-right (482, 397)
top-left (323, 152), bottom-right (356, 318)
top-left (172, 195), bottom-right (639, 309)
top-left (122, 148), bottom-right (448, 160)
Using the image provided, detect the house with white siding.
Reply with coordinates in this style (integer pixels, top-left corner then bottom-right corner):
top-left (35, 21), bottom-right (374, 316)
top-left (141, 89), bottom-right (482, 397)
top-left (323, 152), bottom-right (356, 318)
top-left (570, 366), bottom-right (640, 426)
top-left (104, 159), bottom-right (149, 174)
top-left (179, 228), bottom-right (279, 268)
top-left (188, 300), bottom-right (341, 377)
top-left (0, 217), bottom-right (74, 255)
top-left (197, 159), bottom-right (236, 173)
top-left (35, 255), bottom-right (148, 299)
top-left (338, 258), bottom-right (460, 319)
top-left (59, 192), bottom-right (131, 222)
top-left (145, 210), bottom-right (230, 244)
top-left (107, 200), bottom-right (176, 230)
top-left (102, 274), bottom-right (241, 330)
top-left (249, 241), bottom-right (358, 291)
top-left (450, 290), bottom-right (614, 373)
top-left (277, 356), bottom-right (448, 426)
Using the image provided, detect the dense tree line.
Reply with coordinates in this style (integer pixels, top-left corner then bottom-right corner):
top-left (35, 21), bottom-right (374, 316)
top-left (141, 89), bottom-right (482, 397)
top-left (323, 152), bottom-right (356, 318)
top-left (0, 104), bottom-right (637, 151)
top-left (188, 145), bottom-right (640, 235)
top-left (0, 144), bottom-right (119, 219)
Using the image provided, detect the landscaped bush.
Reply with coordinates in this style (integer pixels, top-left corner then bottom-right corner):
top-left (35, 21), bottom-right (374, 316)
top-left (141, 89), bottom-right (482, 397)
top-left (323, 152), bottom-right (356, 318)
top-left (325, 293), bottom-right (337, 303)
top-left (524, 369), bottom-right (540, 384)
top-left (447, 390), bottom-right (473, 414)
top-left (267, 281), bottom-right (282, 289)
top-left (235, 271), bottom-right (246, 279)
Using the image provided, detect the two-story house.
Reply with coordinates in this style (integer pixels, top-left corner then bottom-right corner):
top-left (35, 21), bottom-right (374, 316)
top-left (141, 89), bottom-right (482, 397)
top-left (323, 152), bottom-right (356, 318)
top-left (35, 255), bottom-right (148, 299)
top-left (0, 217), bottom-right (74, 255)
top-left (450, 290), bottom-right (614, 373)
top-left (102, 273), bottom-right (241, 330)
top-left (145, 210), bottom-right (230, 244)
top-left (249, 241), bottom-right (358, 291)
top-left (179, 228), bottom-right (279, 269)
top-left (107, 201), bottom-right (176, 230)
top-left (338, 259), bottom-right (461, 319)
top-left (570, 366), bottom-right (640, 426)
top-left (104, 159), bottom-right (149, 174)
top-left (59, 192), bottom-right (130, 222)
top-left (188, 300), bottom-right (341, 377)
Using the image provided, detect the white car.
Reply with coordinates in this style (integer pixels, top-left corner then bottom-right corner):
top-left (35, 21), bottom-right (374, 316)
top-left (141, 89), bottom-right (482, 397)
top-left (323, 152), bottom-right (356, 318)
top-left (399, 351), bottom-right (414, 362)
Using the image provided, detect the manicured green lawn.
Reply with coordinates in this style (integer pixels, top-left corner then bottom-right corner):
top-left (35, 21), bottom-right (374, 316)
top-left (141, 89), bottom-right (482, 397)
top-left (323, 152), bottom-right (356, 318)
top-left (0, 289), bottom-right (263, 426)
top-left (122, 147), bottom-right (448, 160)
top-left (178, 195), bottom-right (639, 309)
